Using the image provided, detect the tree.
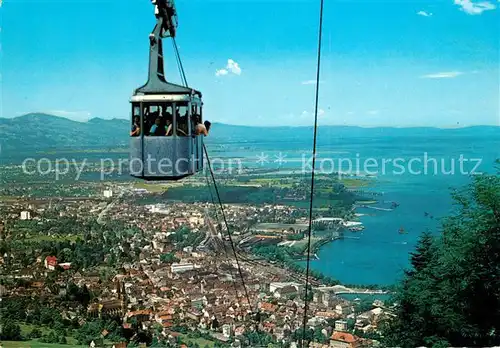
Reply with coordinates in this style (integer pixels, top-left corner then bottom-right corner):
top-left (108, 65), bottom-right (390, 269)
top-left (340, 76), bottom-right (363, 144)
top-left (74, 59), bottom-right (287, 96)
top-left (406, 230), bottom-right (435, 276)
top-left (80, 284), bottom-right (92, 307)
top-left (151, 337), bottom-right (161, 347)
top-left (0, 321), bottom-right (22, 341)
top-left (312, 221), bottom-right (327, 231)
top-left (313, 327), bottom-right (328, 344)
top-left (40, 331), bottom-right (59, 344)
top-left (28, 327), bottom-right (43, 339)
top-left (383, 171), bottom-right (500, 347)
top-left (76, 320), bottom-right (106, 345)
top-left (354, 299), bottom-right (374, 314)
top-left (160, 252), bottom-right (180, 263)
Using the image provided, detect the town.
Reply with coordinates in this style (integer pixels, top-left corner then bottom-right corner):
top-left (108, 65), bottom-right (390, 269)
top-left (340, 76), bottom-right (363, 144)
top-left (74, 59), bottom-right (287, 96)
top-left (0, 172), bottom-right (391, 348)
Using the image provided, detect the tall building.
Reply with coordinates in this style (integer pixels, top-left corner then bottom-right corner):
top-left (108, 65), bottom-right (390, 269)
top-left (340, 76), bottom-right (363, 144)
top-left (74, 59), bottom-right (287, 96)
top-left (20, 211), bottom-right (31, 220)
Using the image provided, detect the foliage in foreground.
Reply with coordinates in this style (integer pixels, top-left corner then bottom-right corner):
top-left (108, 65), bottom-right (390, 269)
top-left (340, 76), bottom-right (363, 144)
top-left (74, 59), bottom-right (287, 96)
top-left (383, 170), bottom-right (500, 347)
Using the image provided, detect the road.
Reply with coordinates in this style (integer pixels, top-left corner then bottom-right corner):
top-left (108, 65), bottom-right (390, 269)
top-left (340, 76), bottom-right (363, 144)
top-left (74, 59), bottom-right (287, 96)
top-left (97, 186), bottom-right (128, 225)
top-left (199, 208), bottom-right (228, 252)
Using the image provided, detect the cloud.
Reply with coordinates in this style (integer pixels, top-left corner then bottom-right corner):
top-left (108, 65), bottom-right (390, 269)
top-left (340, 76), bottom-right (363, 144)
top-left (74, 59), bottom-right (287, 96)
top-left (419, 71), bottom-right (464, 79)
top-left (215, 69), bottom-right (228, 76)
top-left (48, 110), bottom-right (92, 121)
top-left (300, 108), bottom-right (326, 118)
top-left (417, 10), bottom-right (433, 16)
top-left (454, 0), bottom-right (496, 14)
top-left (215, 59), bottom-right (241, 77)
top-left (367, 110), bottom-right (380, 115)
top-left (301, 80), bottom-right (324, 85)
top-left (227, 59), bottom-right (241, 75)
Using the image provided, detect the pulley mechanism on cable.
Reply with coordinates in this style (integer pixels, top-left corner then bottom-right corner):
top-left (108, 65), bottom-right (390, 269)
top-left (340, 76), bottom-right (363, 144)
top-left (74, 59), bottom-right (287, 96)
top-left (129, 0), bottom-right (205, 181)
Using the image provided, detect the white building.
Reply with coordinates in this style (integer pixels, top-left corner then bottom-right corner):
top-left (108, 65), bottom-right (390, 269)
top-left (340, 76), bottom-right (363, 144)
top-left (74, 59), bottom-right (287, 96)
top-left (335, 320), bottom-right (348, 332)
top-left (314, 217), bottom-right (363, 228)
top-left (20, 211), bottom-right (31, 220)
top-left (189, 216), bottom-right (204, 225)
top-left (344, 221), bottom-right (363, 227)
top-left (222, 324), bottom-right (233, 338)
top-left (335, 304), bottom-right (354, 316)
top-left (269, 282), bottom-right (302, 293)
top-left (103, 190), bottom-right (113, 198)
top-left (314, 217), bottom-right (343, 223)
top-left (149, 204), bottom-right (168, 214)
top-left (170, 262), bottom-right (195, 274)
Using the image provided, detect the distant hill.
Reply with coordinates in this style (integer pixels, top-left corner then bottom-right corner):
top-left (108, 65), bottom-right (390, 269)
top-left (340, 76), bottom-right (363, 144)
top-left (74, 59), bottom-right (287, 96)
top-left (0, 113), bottom-right (498, 154)
top-left (0, 113), bottom-right (129, 154)
top-left (209, 123), bottom-right (500, 143)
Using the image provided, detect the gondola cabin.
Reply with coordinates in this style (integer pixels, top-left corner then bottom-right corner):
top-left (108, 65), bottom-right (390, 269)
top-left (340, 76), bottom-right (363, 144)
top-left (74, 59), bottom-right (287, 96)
top-left (130, 88), bottom-right (204, 180)
top-left (129, 0), bottom-right (204, 181)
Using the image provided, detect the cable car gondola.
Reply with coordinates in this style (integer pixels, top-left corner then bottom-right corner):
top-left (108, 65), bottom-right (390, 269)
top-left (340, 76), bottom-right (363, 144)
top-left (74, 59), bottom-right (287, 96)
top-left (130, 0), bottom-right (204, 181)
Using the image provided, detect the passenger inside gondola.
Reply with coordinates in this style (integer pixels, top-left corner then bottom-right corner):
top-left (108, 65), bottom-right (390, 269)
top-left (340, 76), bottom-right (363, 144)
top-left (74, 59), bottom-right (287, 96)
top-left (194, 115), bottom-right (209, 136)
top-left (143, 107), bottom-right (153, 134)
top-left (149, 117), bottom-right (167, 136)
top-left (204, 120), bottom-right (211, 134)
top-left (166, 112), bottom-right (173, 136)
top-left (130, 116), bottom-right (141, 136)
top-left (131, 104), bottom-right (142, 137)
top-left (175, 106), bottom-right (189, 136)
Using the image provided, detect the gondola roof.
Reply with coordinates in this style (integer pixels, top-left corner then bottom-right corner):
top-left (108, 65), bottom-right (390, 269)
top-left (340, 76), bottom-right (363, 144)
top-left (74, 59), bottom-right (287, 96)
top-left (134, 80), bottom-right (202, 97)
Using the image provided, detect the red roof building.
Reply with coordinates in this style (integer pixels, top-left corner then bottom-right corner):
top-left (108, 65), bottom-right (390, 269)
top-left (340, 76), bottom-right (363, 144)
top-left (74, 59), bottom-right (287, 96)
top-left (44, 256), bottom-right (58, 270)
top-left (330, 331), bottom-right (360, 348)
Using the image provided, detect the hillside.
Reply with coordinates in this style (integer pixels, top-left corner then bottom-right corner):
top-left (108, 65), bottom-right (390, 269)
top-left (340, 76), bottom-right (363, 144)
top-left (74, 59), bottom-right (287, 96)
top-left (0, 113), bottom-right (498, 155)
top-left (0, 113), bottom-right (129, 153)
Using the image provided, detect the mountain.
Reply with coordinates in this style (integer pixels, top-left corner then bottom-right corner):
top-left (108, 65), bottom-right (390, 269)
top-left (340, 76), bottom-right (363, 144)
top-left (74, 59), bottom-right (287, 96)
top-left (0, 113), bottom-right (498, 154)
top-left (0, 113), bottom-right (129, 153)
top-left (208, 122), bottom-right (500, 144)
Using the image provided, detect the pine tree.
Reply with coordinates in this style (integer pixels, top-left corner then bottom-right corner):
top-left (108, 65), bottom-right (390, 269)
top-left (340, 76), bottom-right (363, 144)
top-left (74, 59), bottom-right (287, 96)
top-left (406, 230), bottom-right (435, 276)
top-left (383, 170), bottom-right (500, 347)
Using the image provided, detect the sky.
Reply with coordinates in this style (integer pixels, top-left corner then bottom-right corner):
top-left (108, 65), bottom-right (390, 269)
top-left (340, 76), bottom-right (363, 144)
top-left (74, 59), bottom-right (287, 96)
top-left (1, 0), bottom-right (499, 127)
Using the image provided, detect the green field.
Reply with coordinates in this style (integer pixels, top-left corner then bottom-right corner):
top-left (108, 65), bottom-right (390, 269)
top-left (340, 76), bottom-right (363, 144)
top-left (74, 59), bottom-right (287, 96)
top-left (17, 323), bottom-right (79, 347)
top-left (18, 324), bottom-right (49, 337)
top-left (249, 178), bottom-right (294, 188)
top-left (339, 178), bottom-right (370, 188)
top-left (179, 334), bottom-right (215, 348)
top-left (133, 181), bottom-right (176, 193)
top-left (292, 236), bottom-right (323, 250)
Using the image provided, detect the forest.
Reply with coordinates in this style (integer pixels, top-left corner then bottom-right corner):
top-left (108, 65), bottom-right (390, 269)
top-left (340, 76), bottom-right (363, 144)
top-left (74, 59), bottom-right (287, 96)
top-left (382, 169), bottom-right (500, 347)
